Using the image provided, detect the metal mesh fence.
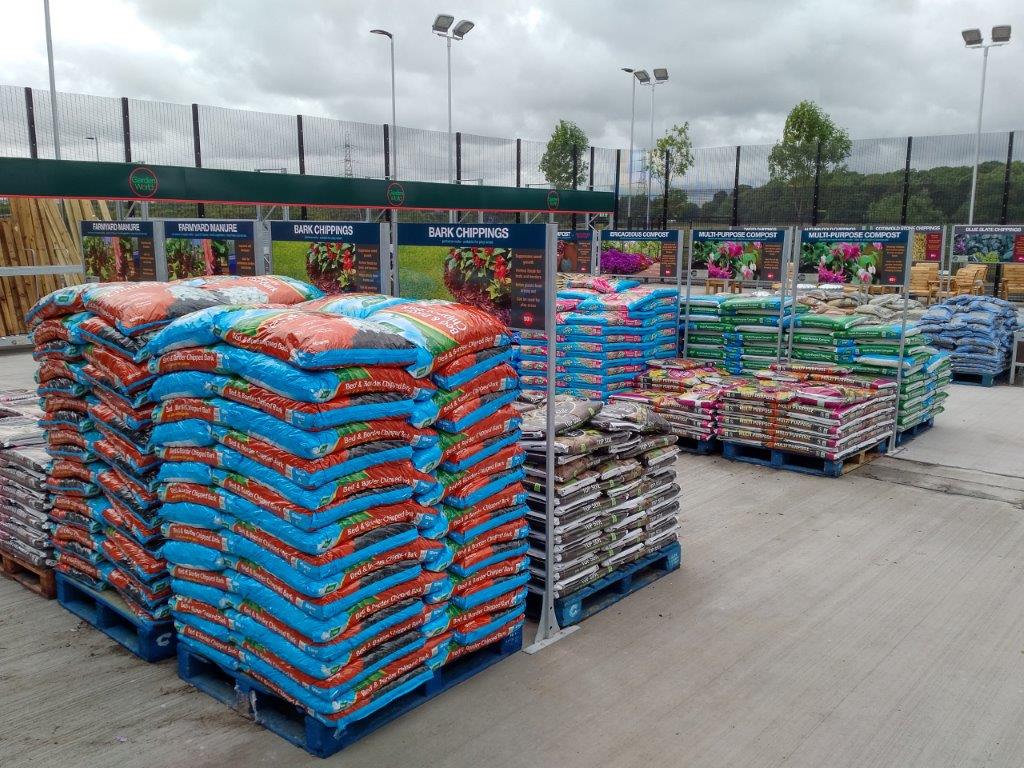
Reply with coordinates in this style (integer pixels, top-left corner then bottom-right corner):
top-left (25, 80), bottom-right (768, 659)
top-left (0, 85), bottom-right (1022, 226)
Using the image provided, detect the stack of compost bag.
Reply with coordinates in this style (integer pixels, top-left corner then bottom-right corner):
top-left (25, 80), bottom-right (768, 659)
top-left (621, 359), bottom-right (725, 443)
top-left (0, 389), bottom-right (51, 569)
top-left (716, 376), bottom-right (897, 460)
top-left (518, 278), bottom-right (678, 400)
top-left (26, 277), bottom-right (321, 619)
top-left (682, 294), bottom-right (798, 374)
top-left (150, 295), bottom-right (524, 729)
top-left (520, 395), bottom-right (680, 600)
top-left (917, 296), bottom-right (1020, 379)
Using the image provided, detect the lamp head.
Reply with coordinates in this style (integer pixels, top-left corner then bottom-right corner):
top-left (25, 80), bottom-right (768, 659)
top-left (370, 28), bottom-right (393, 39)
top-left (962, 28), bottom-right (983, 46)
top-left (452, 19), bottom-right (475, 38)
top-left (991, 24), bottom-right (1011, 43)
top-left (433, 14), bottom-right (454, 33)
top-left (653, 68), bottom-right (669, 82)
top-left (634, 69), bottom-right (650, 84)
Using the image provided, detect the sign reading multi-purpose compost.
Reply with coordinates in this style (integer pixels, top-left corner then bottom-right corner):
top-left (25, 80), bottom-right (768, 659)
top-left (395, 223), bottom-right (549, 331)
top-left (162, 220), bottom-right (256, 279)
top-left (801, 228), bottom-right (911, 287)
top-left (557, 230), bottom-right (593, 273)
top-left (691, 228), bottom-right (787, 283)
top-left (80, 220), bottom-right (155, 282)
top-left (952, 225), bottom-right (1024, 263)
top-left (270, 221), bottom-right (383, 293)
top-left (598, 229), bottom-right (680, 280)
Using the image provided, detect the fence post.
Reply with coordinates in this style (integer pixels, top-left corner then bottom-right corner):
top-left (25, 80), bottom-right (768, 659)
top-left (900, 136), bottom-right (913, 225)
top-left (589, 146), bottom-right (595, 191)
top-left (1001, 131), bottom-right (1014, 225)
top-left (191, 103), bottom-right (205, 217)
top-left (515, 138), bottom-right (522, 224)
top-left (662, 149), bottom-right (670, 228)
top-left (571, 145), bottom-right (579, 231)
top-left (731, 145), bottom-right (741, 226)
top-left (24, 87), bottom-right (37, 159)
top-left (811, 140), bottom-right (822, 226)
top-left (296, 115), bottom-right (307, 220)
top-left (383, 124), bottom-right (391, 180)
top-left (613, 149), bottom-right (622, 228)
top-left (121, 97), bottom-right (132, 163)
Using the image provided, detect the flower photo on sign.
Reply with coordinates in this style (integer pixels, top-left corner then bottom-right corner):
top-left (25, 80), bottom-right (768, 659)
top-left (692, 240), bottom-right (762, 281)
top-left (305, 241), bottom-right (357, 293)
top-left (800, 240), bottom-right (880, 284)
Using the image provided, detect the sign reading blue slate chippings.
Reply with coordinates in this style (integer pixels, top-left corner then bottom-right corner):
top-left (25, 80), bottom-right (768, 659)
top-left (692, 228), bottom-right (787, 282)
top-left (270, 221), bottom-right (383, 293)
top-left (80, 220), bottom-right (156, 281)
top-left (396, 223), bottom-right (549, 331)
top-left (801, 227), bottom-right (911, 287)
top-left (162, 220), bottom-right (256, 278)
top-left (599, 229), bottom-right (681, 280)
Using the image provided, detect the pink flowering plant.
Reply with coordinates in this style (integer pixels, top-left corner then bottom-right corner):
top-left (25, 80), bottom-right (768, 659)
top-left (801, 240), bottom-right (881, 284)
top-left (692, 239), bottom-right (762, 280)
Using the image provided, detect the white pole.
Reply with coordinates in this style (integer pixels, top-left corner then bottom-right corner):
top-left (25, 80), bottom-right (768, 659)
top-left (43, 0), bottom-right (61, 160)
top-left (646, 83), bottom-right (655, 228)
top-left (627, 75), bottom-right (636, 225)
top-left (967, 45), bottom-right (990, 225)
top-left (389, 35), bottom-right (397, 178)
top-left (446, 36), bottom-right (453, 184)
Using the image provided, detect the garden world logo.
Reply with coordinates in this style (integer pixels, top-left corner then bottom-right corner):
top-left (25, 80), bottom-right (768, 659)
top-left (546, 190), bottom-right (560, 210)
top-left (128, 167), bottom-right (158, 198)
top-left (386, 182), bottom-right (406, 206)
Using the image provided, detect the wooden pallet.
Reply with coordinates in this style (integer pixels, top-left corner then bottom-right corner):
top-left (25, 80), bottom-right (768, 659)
top-left (527, 540), bottom-right (682, 627)
top-left (675, 435), bottom-right (719, 456)
top-left (178, 626), bottom-right (523, 758)
top-left (0, 550), bottom-right (56, 598)
top-left (895, 418), bottom-right (934, 447)
top-left (56, 573), bottom-right (175, 662)
top-left (721, 439), bottom-right (886, 478)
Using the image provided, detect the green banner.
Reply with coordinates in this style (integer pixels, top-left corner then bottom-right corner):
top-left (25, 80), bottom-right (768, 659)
top-left (0, 157), bottom-right (613, 214)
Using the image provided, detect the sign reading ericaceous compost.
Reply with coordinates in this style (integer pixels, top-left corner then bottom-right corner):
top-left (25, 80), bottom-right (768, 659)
top-left (80, 220), bottom-right (156, 282)
top-left (395, 223), bottom-right (550, 331)
top-left (162, 220), bottom-right (256, 279)
top-left (597, 229), bottom-right (681, 280)
top-left (270, 221), bottom-right (386, 294)
top-left (801, 227), bottom-right (911, 287)
top-left (691, 228), bottom-right (787, 283)
top-left (952, 224), bottom-right (1024, 263)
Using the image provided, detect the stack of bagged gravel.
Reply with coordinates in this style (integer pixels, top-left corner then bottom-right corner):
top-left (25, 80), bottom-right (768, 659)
top-left (520, 395), bottom-right (681, 601)
top-left (149, 295), bottom-right (525, 728)
top-left (518, 277), bottom-right (678, 401)
top-left (917, 296), bottom-right (1020, 379)
top-left (26, 277), bottom-right (321, 619)
top-left (0, 389), bottom-right (51, 571)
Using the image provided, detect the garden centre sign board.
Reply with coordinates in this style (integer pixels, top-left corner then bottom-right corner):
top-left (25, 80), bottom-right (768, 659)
top-left (951, 225), bottom-right (1024, 263)
top-left (800, 228), bottom-right (911, 287)
top-left (598, 229), bottom-right (682, 280)
top-left (80, 220), bottom-right (155, 282)
top-left (270, 222), bottom-right (387, 294)
top-left (162, 220), bottom-right (256, 279)
top-left (395, 223), bottom-right (553, 332)
top-left (691, 228), bottom-right (788, 283)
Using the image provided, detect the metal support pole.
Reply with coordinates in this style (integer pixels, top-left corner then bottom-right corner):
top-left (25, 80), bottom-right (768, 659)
top-left (296, 115), bottom-right (307, 220)
top-left (731, 145), bottom-right (741, 226)
top-left (681, 229), bottom-right (694, 356)
top-left (516, 138), bottom-right (522, 225)
top-left (1000, 131), bottom-right (1013, 225)
top-left (887, 230), bottom-right (914, 454)
top-left (646, 84), bottom-right (655, 228)
top-left (191, 103), bottom-right (205, 218)
top-left (446, 37), bottom-right (453, 183)
top-left (589, 146), bottom-right (595, 191)
top-left (612, 149), bottom-right (622, 228)
top-left (43, 0), bottom-right (61, 160)
top-left (900, 135), bottom-right (913, 225)
top-left (571, 145), bottom-right (579, 232)
top-left (662, 149), bottom-right (670, 228)
top-left (387, 33), bottom-right (397, 179)
top-left (968, 46), bottom-right (990, 225)
top-left (24, 87), bottom-right (37, 159)
top-left (811, 141), bottom-right (822, 226)
top-left (383, 124), bottom-right (391, 179)
top-left (627, 74), bottom-right (636, 226)
top-left (121, 97), bottom-right (132, 162)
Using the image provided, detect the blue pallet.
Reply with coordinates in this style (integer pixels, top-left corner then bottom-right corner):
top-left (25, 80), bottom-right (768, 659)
top-left (178, 627), bottom-right (522, 759)
top-left (527, 540), bottom-right (682, 628)
top-left (895, 418), bottom-right (934, 447)
top-left (951, 369), bottom-right (1005, 387)
top-left (56, 573), bottom-right (175, 662)
top-left (721, 439), bottom-right (885, 478)
top-left (676, 435), bottom-right (719, 456)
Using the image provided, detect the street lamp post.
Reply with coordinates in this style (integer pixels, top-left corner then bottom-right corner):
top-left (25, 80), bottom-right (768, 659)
top-left (622, 68), bottom-right (644, 227)
top-left (370, 29), bottom-right (397, 179)
top-left (432, 14), bottom-right (475, 185)
top-left (962, 25), bottom-right (1011, 224)
top-left (643, 68), bottom-right (669, 228)
top-left (43, 0), bottom-right (61, 160)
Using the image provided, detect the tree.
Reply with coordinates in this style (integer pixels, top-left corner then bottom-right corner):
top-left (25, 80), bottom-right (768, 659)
top-left (646, 122), bottom-right (695, 183)
top-left (768, 100), bottom-right (852, 222)
top-left (540, 120), bottom-right (589, 189)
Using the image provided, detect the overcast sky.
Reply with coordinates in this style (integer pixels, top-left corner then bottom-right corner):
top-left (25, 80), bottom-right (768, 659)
top-left (0, 0), bottom-right (1021, 152)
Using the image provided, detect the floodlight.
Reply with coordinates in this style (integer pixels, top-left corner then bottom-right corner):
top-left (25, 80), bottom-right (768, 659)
top-left (621, 67), bottom-right (634, 74)
top-left (433, 14), bottom-right (454, 33)
top-left (991, 25), bottom-right (1011, 43)
top-left (962, 28), bottom-right (983, 46)
top-left (452, 20), bottom-right (474, 38)
top-left (653, 68), bottom-right (669, 82)
top-left (634, 69), bottom-right (650, 83)
top-left (370, 28), bottom-right (392, 39)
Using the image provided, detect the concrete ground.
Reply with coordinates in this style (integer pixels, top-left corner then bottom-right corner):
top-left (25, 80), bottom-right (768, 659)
top-left (1, 352), bottom-right (1023, 768)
